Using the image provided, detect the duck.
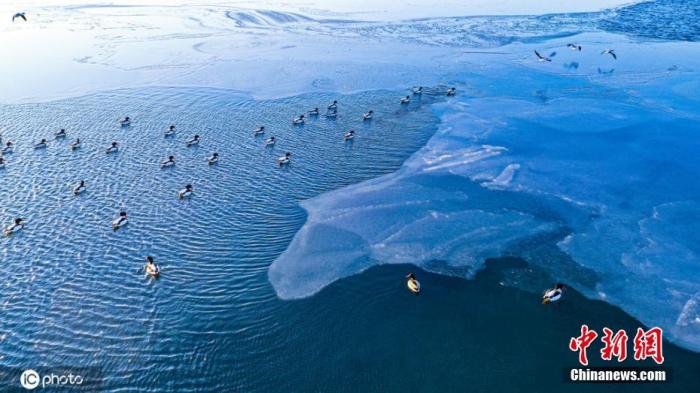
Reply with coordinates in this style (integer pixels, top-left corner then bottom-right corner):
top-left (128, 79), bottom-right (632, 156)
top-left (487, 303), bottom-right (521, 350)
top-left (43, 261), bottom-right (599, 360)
top-left (144, 256), bottom-right (160, 278)
top-left (412, 86), bottom-right (423, 95)
top-left (207, 153), bottom-right (219, 165)
top-left (105, 141), bottom-right (119, 154)
top-left (112, 211), bottom-right (128, 230)
top-left (12, 12), bottom-right (27, 22)
top-left (406, 273), bottom-right (420, 294)
top-left (400, 95), bottom-right (411, 104)
top-left (253, 126), bottom-right (265, 136)
top-left (362, 110), bottom-right (374, 120)
top-left (264, 136), bottom-right (276, 146)
top-left (164, 125), bottom-right (176, 137)
top-left (601, 49), bottom-right (617, 60)
top-left (542, 284), bottom-right (565, 304)
top-left (344, 130), bottom-right (355, 141)
top-left (69, 138), bottom-right (81, 150)
top-left (1, 141), bottom-right (13, 154)
top-left (73, 180), bottom-right (86, 195)
top-left (327, 100), bottom-right (338, 110)
top-left (308, 108), bottom-right (320, 116)
top-left (35, 139), bottom-right (48, 149)
top-left (119, 116), bottom-right (131, 126)
top-left (567, 43), bottom-right (582, 51)
top-left (55, 128), bottom-right (67, 139)
top-left (0, 157), bottom-right (5, 169)
top-left (325, 110), bottom-right (338, 118)
top-left (277, 152), bottom-right (292, 167)
top-left (161, 155), bottom-right (176, 168)
top-left (186, 135), bottom-right (200, 147)
top-left (4, 218), bottom-right (24, 237)
top-left (446, 87), bottom-right (456, 96)
top-left (292, 115), bottom-right (305, 125)
top-left (534, 50), bottom-right (554, 62)
top-left (178, 184), bottom-right (194, 199)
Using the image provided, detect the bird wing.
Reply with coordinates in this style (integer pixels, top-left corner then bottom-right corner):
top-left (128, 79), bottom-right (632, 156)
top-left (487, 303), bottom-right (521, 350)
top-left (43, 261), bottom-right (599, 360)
top-left (534, 50), bottom-right (542, 59)
top-left (549, 51), bottom-right (557, 58)
top-left (21, 14), bottom-right (26, 21)
top-left (611, 52), bottom-right (617, 60)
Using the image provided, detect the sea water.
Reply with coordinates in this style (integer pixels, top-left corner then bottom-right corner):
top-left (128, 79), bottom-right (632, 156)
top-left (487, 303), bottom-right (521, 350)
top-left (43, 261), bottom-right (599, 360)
top-left (0, 87), bottom-right (445, 391)
top-left (1, 0), bottom-right (700, 391)
top-left (2, 86), bottom-right (698, 393)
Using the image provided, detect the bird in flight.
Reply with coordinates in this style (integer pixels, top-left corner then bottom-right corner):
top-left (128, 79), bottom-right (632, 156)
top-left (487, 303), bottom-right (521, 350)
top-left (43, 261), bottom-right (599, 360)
top-left (567, 43), bottom-right (582, 51)
top-left (601, 49), bottom-right (617, 60)
top-left (12, 12), bottom-right (27, 22)
top-left (534, 50), bottom-right (556, 62)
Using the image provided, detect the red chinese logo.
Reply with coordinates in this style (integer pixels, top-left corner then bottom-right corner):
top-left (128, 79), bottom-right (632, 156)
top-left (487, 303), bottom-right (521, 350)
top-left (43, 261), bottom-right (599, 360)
top-left (569, 325), bottom-right (598, 366)
top-left (569, 326), bottom-right (664, 365)
top-left (600, 327), bottom-right (628, 362)
top-left (633, 327), bottom-right (664, 365)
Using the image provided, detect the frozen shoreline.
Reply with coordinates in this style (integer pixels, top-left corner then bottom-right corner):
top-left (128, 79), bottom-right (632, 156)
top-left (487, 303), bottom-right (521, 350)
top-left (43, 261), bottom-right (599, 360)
top-left (3, 0), bottom-right (700, 353)
top-left (0, 1), bottom-right (638, 104)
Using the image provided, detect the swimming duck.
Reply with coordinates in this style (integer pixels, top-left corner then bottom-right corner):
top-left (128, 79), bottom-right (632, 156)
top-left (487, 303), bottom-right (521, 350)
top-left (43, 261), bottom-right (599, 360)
top-left (112, 211), bottom-right (128, 230)
top-left (165, 125), bottom-right (176, 137)
top-left (69, 138), bottom-right (81, 150)
top-left (105, 142), bottom-right (119, 154)
top-left (254, 126), bottom-right (265, 136)
top-left (277, 152), bottom-right (291, 167)
top-left (207, 152), bottom-right (219, 165)
top-left (55, 129), bottom-right (67, 139)
top-left (412, 86), bottom-right (423, 95)
top-left (264, 136), bottom-right (276, 147)
top-left (327, 100), bottom-right (338, 110)
top-left (308, 108), bottom-right (320, 116)
top-left (292, 115), bottom-right (305, 125)
top-left (542, 284), bottom-right (565, 304)
top-left (186, 135), bottom-right (200, 147)
top-left (406, 273), bottom-right (420, 294)
top-left (400, 95), bottom-right (411, 104)
top-left (446, 87), bottom-right (456, 96)
top-left (4, 218), bottom-right (24, 237)
top-left (119, 116), bottom-right (131, 126)
top-left (35, 139), bottom-right (48, 149)
top-left (178, 184), bottom-right (194, 199)
top-left (161, 155), bottom-right (176, 168)
top-left (1, 141), bottom-right (13, 154)
top-left (73, 180), bottom-right (86, 195)
top-left (344, 130), bottom-right (355, 141)
top-left (362, 110), bottom-right (373, 120)
top-left (326, 110), bottom-right (338, 118)
top-left (144, 256), bottom-right (160, 278)
top-left (0, 157), bottom-right (5, 169)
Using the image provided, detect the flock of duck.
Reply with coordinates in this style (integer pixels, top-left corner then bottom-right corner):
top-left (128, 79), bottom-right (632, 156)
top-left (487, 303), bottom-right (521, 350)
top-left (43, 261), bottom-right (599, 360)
top-left (1, 87), bottom-right (457, 277)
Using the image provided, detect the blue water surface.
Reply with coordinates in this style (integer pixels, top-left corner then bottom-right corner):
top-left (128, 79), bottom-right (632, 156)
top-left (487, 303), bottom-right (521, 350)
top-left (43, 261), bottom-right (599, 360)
top-left (0, 87), bottom-right (444, 391)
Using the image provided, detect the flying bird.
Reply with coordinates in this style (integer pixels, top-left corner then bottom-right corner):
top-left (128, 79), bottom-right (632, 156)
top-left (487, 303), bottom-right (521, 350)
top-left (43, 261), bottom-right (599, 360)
top-left (567, 43), bottom-right (582, 51)
top-left (601, 49), bottom-right (617, 60)
top-left (534, 50), bottom-right (555, 62)
top-left (12, 12), bottom-right (26, 22)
